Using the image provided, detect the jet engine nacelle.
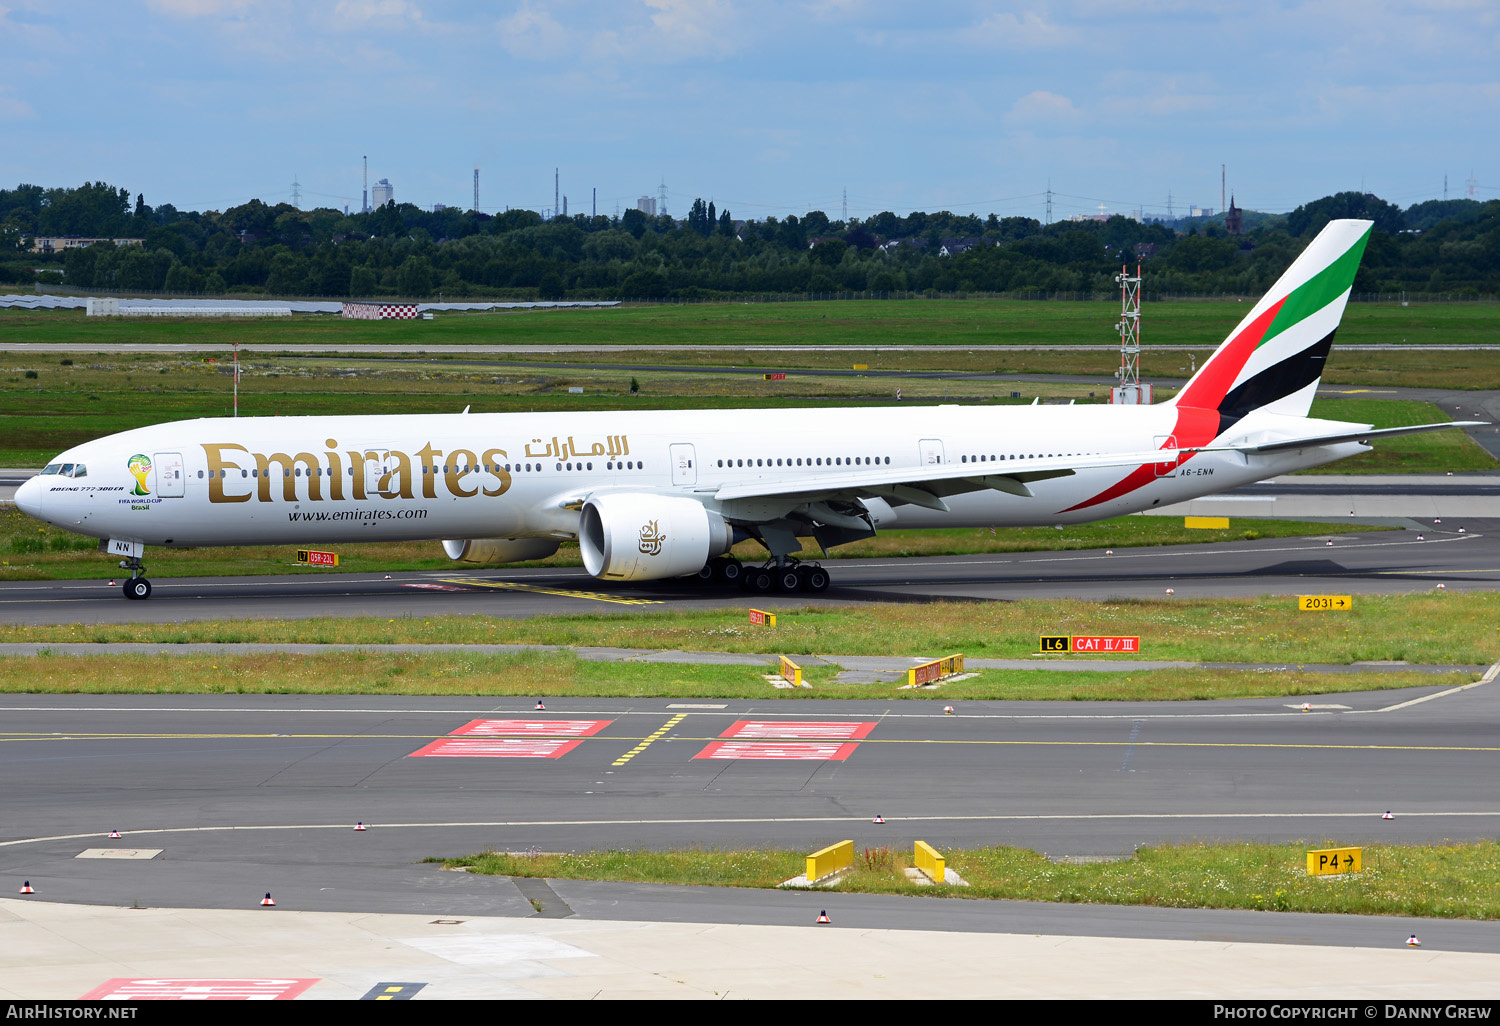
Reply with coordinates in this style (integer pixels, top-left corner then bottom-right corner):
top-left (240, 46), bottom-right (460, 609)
top-left (580, 493), bottom-right (734, 581)
top-left (442, 537), bottom-right (561, 564)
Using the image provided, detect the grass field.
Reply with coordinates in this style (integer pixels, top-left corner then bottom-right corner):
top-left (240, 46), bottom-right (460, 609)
top-left (446, 839), bottom-right (1500, 920)
top-left (7, 593), bottom-right (1496, 666)
top-left (0, 345), bottom-right (1492, 471)
top-left (3, 297), bottom-right (1496, 349)
top-left (0, 649), bottom-right (1473, 701)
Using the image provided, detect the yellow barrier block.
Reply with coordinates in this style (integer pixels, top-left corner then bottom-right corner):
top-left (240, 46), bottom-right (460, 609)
top-left (807, 839), bottom-right (854, 884)
top-left (914, 840), bottom-right (946, 884)
top-left (749, 608), bottom-right (776, 627)
top-left (1307, 846), bottom-right (1361, 876)
top-left (909, 653), bottom-right (964, 687)
top-left (1184, 516), bottom-right (1230, 529)
top-left (778, 655), bottom-right (802, 687)
top-left (1299, 595), bottom-right (1353, 611)
top-left (852, 363), bottom-right (868, 370)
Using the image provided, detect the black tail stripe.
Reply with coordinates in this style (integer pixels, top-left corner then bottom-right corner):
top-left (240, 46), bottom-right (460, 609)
top-left (1215, 328), bottom-right (1338, 437)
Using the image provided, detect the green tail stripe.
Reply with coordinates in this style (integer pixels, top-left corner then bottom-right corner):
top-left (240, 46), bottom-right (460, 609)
top-left (1260, 226), bottom-right (1372, 347)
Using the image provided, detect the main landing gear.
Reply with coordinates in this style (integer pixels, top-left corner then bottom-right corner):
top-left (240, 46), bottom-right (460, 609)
top-left (697, 557), bottom-right (830, 593)
top-left (118, 555), bottom-right (151, 600)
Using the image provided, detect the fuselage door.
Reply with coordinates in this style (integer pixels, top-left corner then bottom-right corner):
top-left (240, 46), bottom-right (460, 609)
top-left (919, 438), bottom-right (945, 466)
top-left (364, 448), bottom-right (396, 497)
top-left (1153, 434), bottom-right (1179, 477)
top-left (153, 452), bottom-right (185, 497)
top-left (670, 443), bottom-right (697, 486)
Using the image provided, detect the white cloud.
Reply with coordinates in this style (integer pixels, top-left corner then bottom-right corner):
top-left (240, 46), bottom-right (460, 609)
top-left (1004, 89), bottom-right (1082, 125)
top-left (145, 0), bottom-right (254, 16)
top-left (0, 84), bottom-right (35, 119)
top-left (496, 3), bottom-right (571, 59)
top-left (969, 10), bottom-right (1074, 49)
top-left (332, 0), bottom-right (424, 24)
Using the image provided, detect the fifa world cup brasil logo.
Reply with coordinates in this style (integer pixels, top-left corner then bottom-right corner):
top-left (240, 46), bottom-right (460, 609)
top-left (127, 454), bottom-right (153, 496)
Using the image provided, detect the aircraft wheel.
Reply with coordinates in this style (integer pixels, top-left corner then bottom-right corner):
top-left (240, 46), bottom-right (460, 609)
top-left (774, 567), bottom-right (801, 592)
top-left (801, 565), bottom-right (830, 593)
top-left (123, 578), bottom-right (152, 600)
top-left (746, 568), bottom-right (774, 593)
top-left (695, 563), bottom-right (716, 582)
top-left (715, 558), bottom-right (744, 584)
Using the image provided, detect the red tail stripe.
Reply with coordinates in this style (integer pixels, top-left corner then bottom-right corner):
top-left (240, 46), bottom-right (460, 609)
top-left (1174, 297), bottom-right (1285, 411)
top-left (1062, 405), bottom-right (1222, 513)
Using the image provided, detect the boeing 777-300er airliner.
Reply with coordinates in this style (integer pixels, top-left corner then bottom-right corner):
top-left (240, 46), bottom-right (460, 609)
top-left (13, 219), bottom-right (1487, 600)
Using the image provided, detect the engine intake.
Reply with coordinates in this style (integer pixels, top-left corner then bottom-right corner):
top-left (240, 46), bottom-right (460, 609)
top-left (580, 493), bottom-right (733, 581)
top-left (442, 537), bottom-right (560, 564)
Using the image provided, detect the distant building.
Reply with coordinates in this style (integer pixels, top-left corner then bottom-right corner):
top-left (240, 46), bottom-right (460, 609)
top-left (1189, 206), bottom-right (1213, 218)
top-left (636, 195), bottom-right (657, 217)
top-left (432, 203), bottom-right (447, 213)
top-left (1225, 196), bottom-right (1243, 236)
top-left (1133, 242), bottom-right (1158, 261)
top-left (938, 237), bottom-right (981, 257)
top-left (371, 178), bottom-right (394, 207)
top-left (29, 236), bottom-right (144, 254)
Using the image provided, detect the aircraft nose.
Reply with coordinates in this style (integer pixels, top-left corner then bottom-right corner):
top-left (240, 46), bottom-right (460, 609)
top-left (13, 475), bottom-right (44, 520)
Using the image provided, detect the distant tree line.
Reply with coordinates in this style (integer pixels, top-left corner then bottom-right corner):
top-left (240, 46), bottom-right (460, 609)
top-left (1, 181), bottom-right (1497, 298)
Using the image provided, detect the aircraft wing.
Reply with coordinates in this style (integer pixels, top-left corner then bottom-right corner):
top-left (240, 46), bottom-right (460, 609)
top-left (1233, 421), bottom-right (1489, 454)
top-left (711, 448), bottom-right (1184, 512)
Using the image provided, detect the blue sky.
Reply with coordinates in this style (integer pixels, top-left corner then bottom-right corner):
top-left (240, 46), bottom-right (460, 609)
top-left (1, 1), bottom-right (1495, 222)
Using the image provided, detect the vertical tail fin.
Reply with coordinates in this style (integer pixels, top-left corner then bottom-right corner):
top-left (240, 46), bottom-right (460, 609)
top-left (1170, 219), bottom-right (1372, 435)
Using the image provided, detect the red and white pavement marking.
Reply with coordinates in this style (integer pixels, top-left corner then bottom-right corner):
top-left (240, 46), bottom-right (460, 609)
top-left (448, 719), bottom-right (613, 737)
top-left (717, 721), bottom-right (876, 740)
top-left (408, 738), bottom-right (585, 759)
top-left (401, 582), bottom-right (472, 592)
top-left (81, 978), bottom-right (318, 1001)
top-left (694, 740), bottom-right (861, 761)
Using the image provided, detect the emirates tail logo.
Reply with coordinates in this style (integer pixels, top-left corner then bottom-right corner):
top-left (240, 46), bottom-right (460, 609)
top-left (637, 519), bottom-right (665, 556)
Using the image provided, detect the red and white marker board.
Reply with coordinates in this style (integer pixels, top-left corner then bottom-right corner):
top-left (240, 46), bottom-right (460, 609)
top-left (695, 741), bottom-right (860, 761)
top-left (408, 737), bottom-right (585, 759)
top-left (717, 721), bottom-right (876, 740)
top-left (448, 719), bottom-right (613, 737)
top-left (81, 978), bottom-right (318, 1001)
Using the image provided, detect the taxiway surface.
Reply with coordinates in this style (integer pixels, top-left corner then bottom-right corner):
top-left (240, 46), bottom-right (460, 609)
top-left (1, 520), bottom-right (1494, 625)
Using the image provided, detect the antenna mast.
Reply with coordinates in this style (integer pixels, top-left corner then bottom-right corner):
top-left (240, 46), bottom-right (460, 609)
top-left (1110, 264), bottom-right (1151, 405)
top-left (473, 166), bottom-right (479, 212)
top-left (362, 156), bottom-right (368, 213)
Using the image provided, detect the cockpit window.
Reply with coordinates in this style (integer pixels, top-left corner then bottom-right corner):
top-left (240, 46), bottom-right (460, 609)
top-left (71, 465), bottom-right (86, 478)
top-left (60, 464), bottom-right (75, 477)
top-left (41, 464), bottom-right (61, 475)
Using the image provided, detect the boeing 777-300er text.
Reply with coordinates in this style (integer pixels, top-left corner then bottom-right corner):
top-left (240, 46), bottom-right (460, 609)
top-left (13, 219), bottom-right (1487, 599)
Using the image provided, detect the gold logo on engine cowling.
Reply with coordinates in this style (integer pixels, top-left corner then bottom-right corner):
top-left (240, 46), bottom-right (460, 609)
top-left (638, 519), bottom-right (665, 556)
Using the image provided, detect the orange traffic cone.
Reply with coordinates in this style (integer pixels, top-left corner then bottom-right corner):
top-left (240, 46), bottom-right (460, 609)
top-left (816, 910), bottom-right (830, 924)
top-left (109, 830), bottom-right (121, 839)
top-left (1383, 811), bottom-right (1394, 820)
top-left (18, 881), bottom-right (34, 894)
top-left (1407, 934), bottom-right (1421, 947)
top-left (260, 893), bottom-right (275, 906)
top-left (354, 822), bottom-right (366, 832)
top-left (873, 814), bottom-right (885, 824)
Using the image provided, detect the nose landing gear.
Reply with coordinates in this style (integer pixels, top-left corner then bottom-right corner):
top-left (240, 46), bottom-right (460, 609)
top-left (118, 555), bottom-right (151, 600)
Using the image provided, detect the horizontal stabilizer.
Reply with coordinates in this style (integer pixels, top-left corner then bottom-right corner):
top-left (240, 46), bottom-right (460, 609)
top-left (1237, 421), bottom-right (1489, 454)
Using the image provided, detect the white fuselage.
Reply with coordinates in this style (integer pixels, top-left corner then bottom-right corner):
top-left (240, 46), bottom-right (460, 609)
top-left (19, 403), bottom-right (1361, 550)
